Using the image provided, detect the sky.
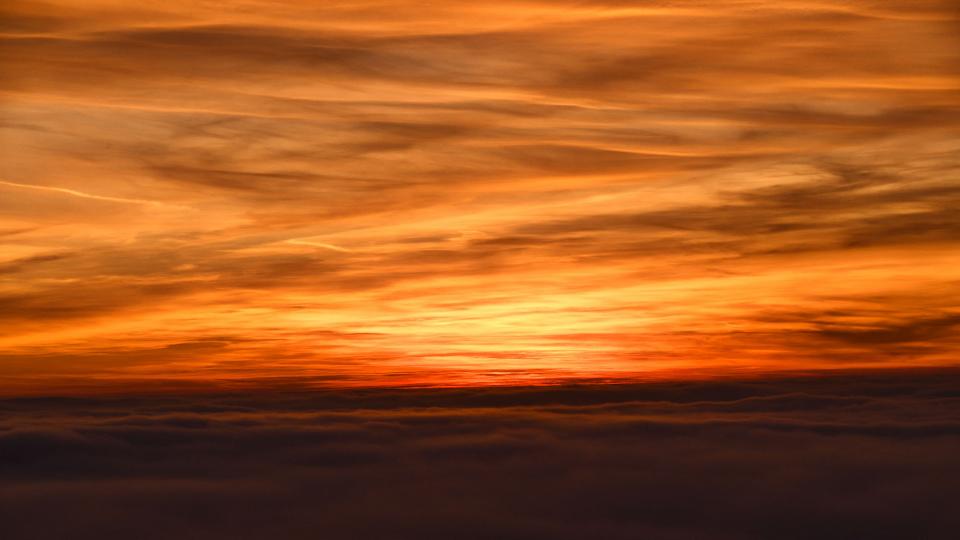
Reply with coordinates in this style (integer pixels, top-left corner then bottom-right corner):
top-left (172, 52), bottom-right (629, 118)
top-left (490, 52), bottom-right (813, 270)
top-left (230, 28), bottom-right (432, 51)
top-left (2, 0), bottom-right (959, 395)
top-left (2, 3), bottom-right (960, 539)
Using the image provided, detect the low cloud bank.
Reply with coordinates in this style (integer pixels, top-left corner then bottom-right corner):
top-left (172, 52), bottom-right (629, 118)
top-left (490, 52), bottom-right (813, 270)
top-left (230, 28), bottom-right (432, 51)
top-left (2, 369), bottom-right (959, 539)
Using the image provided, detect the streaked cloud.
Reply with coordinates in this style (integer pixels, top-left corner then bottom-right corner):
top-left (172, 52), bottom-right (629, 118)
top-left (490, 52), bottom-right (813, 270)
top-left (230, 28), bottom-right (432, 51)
top-left (1, 0), bottom-right (958, 393)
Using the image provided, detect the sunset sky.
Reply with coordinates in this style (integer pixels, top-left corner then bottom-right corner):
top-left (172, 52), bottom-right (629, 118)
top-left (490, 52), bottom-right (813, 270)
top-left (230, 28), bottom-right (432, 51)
top-left (2, 0), bottom-right (959, 395)
top-left (3, 3), bottom-right (960, 540)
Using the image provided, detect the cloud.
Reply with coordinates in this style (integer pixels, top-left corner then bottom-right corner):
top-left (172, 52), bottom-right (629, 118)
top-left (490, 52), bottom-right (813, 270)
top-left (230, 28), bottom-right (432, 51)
top-left (1, 0), bottom-right (958, 389)
top-left (1, 369), bottom-right (959, 539)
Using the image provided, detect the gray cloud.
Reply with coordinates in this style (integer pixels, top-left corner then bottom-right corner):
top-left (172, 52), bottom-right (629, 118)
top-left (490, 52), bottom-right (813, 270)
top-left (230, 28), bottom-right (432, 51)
top-left (2, 369), bottom-right (959, 540)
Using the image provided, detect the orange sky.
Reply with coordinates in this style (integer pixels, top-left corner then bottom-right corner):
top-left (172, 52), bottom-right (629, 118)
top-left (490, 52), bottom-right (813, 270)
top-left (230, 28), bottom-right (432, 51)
top-left (1, 0), bottom-right (959, 395)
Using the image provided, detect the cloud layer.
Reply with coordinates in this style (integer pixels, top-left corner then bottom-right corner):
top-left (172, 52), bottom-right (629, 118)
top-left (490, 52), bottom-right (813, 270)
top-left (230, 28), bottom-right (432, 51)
top-left (2, 369), bottom-right (959, 539)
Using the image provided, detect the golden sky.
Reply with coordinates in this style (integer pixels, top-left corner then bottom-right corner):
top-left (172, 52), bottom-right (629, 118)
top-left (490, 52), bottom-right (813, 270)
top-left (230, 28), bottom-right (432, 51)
top-left (1, 0), bottom-right (959, 394)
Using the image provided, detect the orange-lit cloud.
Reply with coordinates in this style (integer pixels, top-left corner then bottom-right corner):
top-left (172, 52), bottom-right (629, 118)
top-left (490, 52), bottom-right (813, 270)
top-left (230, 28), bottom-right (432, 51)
top-left (1, 0), bottom-right (958, 394)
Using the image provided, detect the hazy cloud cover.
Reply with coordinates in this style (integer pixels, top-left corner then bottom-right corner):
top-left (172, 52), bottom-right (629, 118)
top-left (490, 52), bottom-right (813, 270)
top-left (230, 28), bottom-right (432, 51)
top-left (2, 369), bottom-right (959, 539)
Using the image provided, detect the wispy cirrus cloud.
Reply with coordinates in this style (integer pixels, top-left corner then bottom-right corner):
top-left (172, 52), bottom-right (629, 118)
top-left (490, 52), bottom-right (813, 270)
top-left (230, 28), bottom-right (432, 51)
top-left (1, 0), bottom-right (958, 392)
